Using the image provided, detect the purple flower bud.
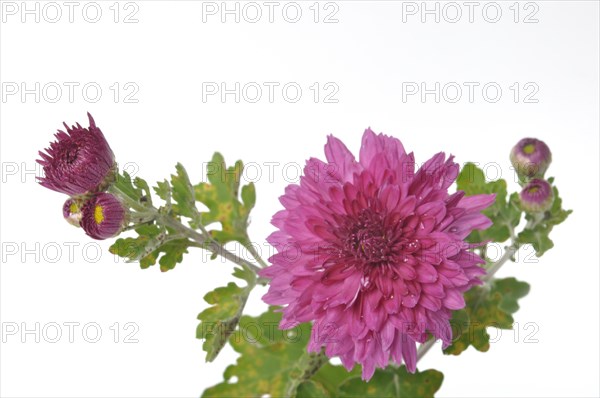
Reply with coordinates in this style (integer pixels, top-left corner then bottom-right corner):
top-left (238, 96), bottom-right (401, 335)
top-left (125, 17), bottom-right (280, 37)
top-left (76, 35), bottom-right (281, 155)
top-left (510, 138), bottom-right (552, 179)
top-left (80, 193), bottom-right (126, 240)
top-left (63, 198), bottom-right (82, 227)
top-left (519, 179), bottom-right (554, 213)
top-left (37, 113), bottom-right (116, 196)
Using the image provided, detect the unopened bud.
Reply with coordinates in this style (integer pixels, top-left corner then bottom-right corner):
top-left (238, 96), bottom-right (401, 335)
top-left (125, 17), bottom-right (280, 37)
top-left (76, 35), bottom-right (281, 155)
top-left (510, 138), bottom-right (552, 180)
top-left (519, 179), bottom-right (554, 213)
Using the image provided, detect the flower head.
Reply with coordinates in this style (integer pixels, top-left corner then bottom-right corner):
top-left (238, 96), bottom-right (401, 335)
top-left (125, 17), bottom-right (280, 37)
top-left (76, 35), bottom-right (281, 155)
top-left (261, 129), bottom-right (494, 380)
top-left (519, 178), bottom-right (554, 213)
top-left (37, 113), bottom-right (116, 196)
top-left (510, 138), bottom-right (552, 179)
top-left (63, 198), bottom-right (82, 227)
top-left (80, 193), bottom-right (126, 240)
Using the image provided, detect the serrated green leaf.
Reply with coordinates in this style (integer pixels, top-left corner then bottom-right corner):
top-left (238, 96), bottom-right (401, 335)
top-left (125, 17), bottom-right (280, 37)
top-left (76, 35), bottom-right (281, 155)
top-left (495, 278), bottom-right (530, 314)
top-left (296, 380), bottom-right (331, 397)
top-left (547, 186), bottom-right (572, 225)
top-left (338, 366), bottom-right (444, 398)
top-left (133, 177), bottom-right (152, 206)
top-left (457, 163), bottom-right (504, 203)
top-left (517, 227), bottom-right (554, 257)
top-left (194, 153), bottom-right (255, 246)
top-left (301, 363), bottom-right (358, 395)
top-left (202, 307), bottom-right (312, 398)
top-left (109, 224), bottom-right (195, 272)
top-left (444, 277), bottom-right (529, 355)
top-left (113, 171), bottom-right (150, 208)
top-left (109, 224), bottom-right (162, 265)
top-left (232, 263), bottom-right (255, 283)
top-left (171, 163), bottom-right (199, 219)
top-left (154, 180), bottom-right (171, 202)
top-left (457, 163), bottom-right (521, 243)
top-left (202, 307), bottom-right (443, 398)
top-left (197, 282), bottom-right (251, 362)
top-left (241, 183), bottom-right (256, 209)
top-left (155, 238), bottom-right (193, 271)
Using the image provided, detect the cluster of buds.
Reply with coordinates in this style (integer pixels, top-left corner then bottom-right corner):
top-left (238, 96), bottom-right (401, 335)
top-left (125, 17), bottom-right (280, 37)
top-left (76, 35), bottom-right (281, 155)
top-left (510, 138), bottom-right (554, 213)
top-left (37, 114), bottom-right (127, 240)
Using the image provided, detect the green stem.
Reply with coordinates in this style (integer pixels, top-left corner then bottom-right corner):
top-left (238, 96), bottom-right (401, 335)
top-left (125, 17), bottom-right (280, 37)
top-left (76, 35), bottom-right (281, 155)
top-left (285, 349), bottom-right (329, 398)
top-left (158, 214), bottom-right (264, 280)
top-left (416, 338), bottom-right (436, 362)
top-left (482, 244), bottom-right (519, 283)
top-left (244, 240), bottom-right (270, 269)
top-left (108, 182), bottom-right (147, 212)
top-left (108, 183), bottom-right (266, 284)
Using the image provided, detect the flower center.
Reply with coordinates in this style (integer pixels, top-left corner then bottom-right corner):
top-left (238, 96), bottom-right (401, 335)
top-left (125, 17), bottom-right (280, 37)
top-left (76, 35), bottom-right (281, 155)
top-left (523, 143), bottom-right (535, 154)
top-left (65, 147), bottom-right (79, 164)
top-left (69, 202), bottom-right (79, 214)
top-left (343, 209), bottom-right (392, 265)
top-left (94, 204), bottom-right (105, 225)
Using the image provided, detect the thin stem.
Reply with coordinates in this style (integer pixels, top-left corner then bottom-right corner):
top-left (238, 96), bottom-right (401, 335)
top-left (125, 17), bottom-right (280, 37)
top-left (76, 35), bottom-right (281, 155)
top-left (158, 214), bottom-right (263, 277)
top-left (245, 241), bottom-right (270, 268)
top-left (108, 182), bottom-right (265, 281)
top-left (107, 183), bottom-right (147, 213)
top-left (284, 349), bottom-right (328, 398)
top-left (482, 244), bottom-right (518, 283)
top-left (416, 338), bottom-right (436, 362)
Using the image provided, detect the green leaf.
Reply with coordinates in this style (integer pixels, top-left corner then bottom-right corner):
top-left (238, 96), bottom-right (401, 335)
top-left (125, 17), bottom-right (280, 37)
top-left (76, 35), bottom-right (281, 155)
top-left (109, 224), bottom-right (162, 265)
top-left (194, 153), bottom-right (255, 246)
top-left (109, 224), bottom-right (195, 272)
top-left (517, 185), bottom-right (572, 257)
top-left (154, 238), bottom-right (194, 271)
top-left (296, 380), bottom-right (332, 397)
top-left (154, 179), bottom-right (172, 207)
top-left (202, 307), bottom-right (312, 398)
top-left (495, 278), bottom-right (530, 314)
top-left (232, 263), bottom-right (255, 283)
top-left (171, 163), bottom-right (200, 219)
top-left (444, 277), bottom-right (530, 355)
top-left (337, 366), bottom-right (444, 398)
top-left (456, 163), bottom-right (521, 243)
top-left (202, 309), bottom-right (443, 398)
top-left (299, 362), bottom-right (443, 398)
top-left (546, 186), bottom-right (572, 225)
top-left (202, 309), bottom-right (443, 397)
top-left (517, 227), bottom-right (554, 257)
top-left (197, 282), bottom-right (251, 362)
top-left (133, 177), bottom-right (152, 206)
top-left (113, 171), bottom-right (151, 208)
top-left (241, 182), bottom-right (256, 210)
top-left (302, 363), bottom-right (360, 396)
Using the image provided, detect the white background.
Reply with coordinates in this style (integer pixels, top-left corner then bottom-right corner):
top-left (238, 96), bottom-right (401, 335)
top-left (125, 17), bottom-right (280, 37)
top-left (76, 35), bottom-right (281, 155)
top-left (1, 1), bottom-right (599, 397)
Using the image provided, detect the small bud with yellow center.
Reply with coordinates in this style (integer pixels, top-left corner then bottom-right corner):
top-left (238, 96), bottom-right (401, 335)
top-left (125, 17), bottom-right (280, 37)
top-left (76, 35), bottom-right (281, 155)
top-left (62, 198), bottom-right (82, 227)
top-left (81, 193), bottom-right (126, 240)
top-left (519, 178), bottom-right (554, 213)
top-left (510, 138), bottom-right (552, 180)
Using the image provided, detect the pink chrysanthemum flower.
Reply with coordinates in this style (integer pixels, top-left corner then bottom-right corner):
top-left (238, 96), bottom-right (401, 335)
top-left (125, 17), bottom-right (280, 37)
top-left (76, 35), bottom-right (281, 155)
top-left (261, 129), bottom-right (495, 380)
top-left (80, 193), bottom-right (126, 240)
top-left (37, 113), bottom-right (115, 196)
